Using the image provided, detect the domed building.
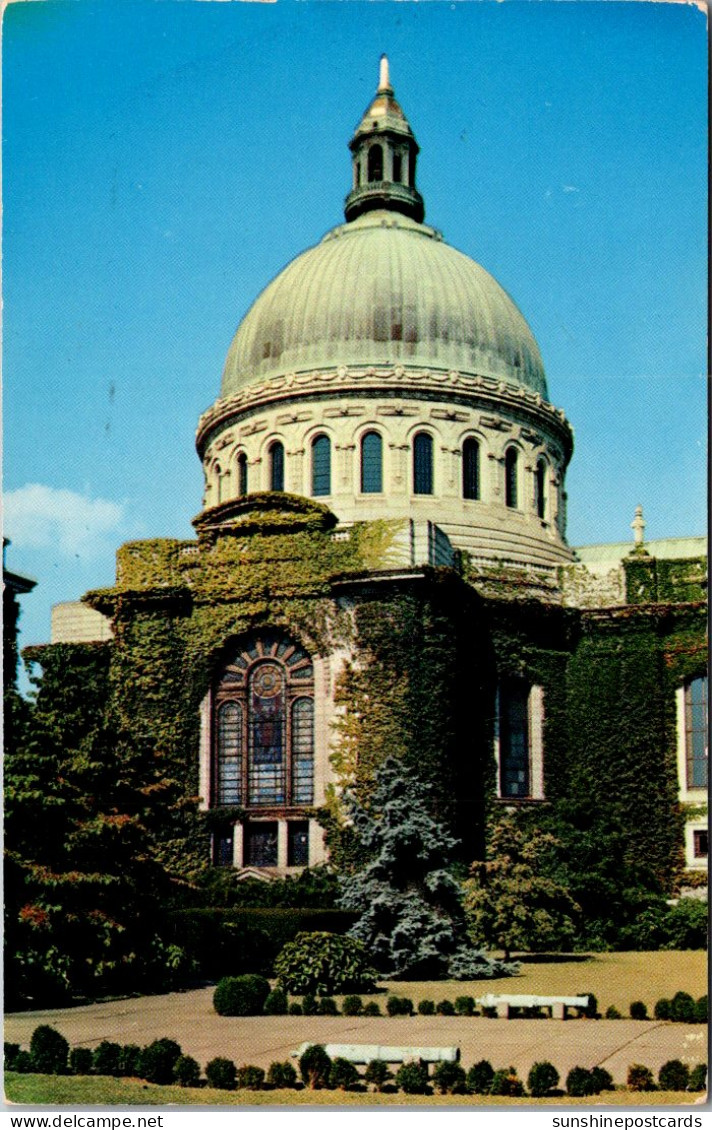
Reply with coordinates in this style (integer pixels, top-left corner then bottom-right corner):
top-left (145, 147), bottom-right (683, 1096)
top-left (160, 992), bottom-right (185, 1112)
top-left (44, 61), bottom-right (706, 899)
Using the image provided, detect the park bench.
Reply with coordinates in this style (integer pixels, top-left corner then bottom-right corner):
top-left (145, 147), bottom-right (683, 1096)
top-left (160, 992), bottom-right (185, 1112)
top-left (292, 1042), bottom-right (460, 1064)
top-left (477, 993), bottom-right (590, 1019)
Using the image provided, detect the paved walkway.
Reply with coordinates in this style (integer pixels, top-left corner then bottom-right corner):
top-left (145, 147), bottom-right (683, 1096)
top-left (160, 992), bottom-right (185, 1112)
top-left (5, 988), bottom-right (707, 1084)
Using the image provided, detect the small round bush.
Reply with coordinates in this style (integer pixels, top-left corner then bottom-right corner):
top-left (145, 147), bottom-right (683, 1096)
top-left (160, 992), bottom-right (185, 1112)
top-left (629, 1000), bottom-right (648, 1020)
top-left (362, 1001), bottom-right (381, 1017)
top-left (454, 995), bottom-right (476, 1017)
top-left (302, 993), bottom-right (319, 1016)
top-left (4, 1044), bottom-right (21, 1072)
top-left (627, 1063), bottom-right (656, 1092)
top-left (578, 992), bottom-right (598, 1019)
top-left (527, 1061), bottom-right (560, 1098)
top-left (267, 1061), bottom-right (297, 1089)
top-left (288, 1001), bottom-right (303, 1016)
top-left (342, 995), bottom-right (363, 1016)
top-left (436, 999), bottom-right (455, 1016)
top-left (395, 1061), bottom-right (430, 1095)
top-left (490, 1067), bottom-right (524, 1097)
top-left (213, 974), bottom-right (270, 1017)
top-left (605, 1005), bottom-right (622, 1019)
top-left (467, 1059), bottom-right (494, 1095)
top-left (92, 1041), bottom-right (122, 1077)
top-left (275, 931), bottom-right (377, 995)
top-left (329, 1056), bottom-right (360, 1091)
top-left (138, 1039), bottom-right (183, 1086)
top-left (237, 1064), bottom-right (265, 1090)
top-left (688, 1063), bottom-right (707, 1092)
top-left (119, 1045), bottom-right (142, 1077)
top-left (566, 1067), bottom-right (593, 1097)
top-left (69, 1048), bottom-right (93, 1076)
top-left (364, 1059), bottom-right (392, 1091)
top-left (263, 988), bottom-right (288, 1015)
top-left (418, 999), bottom-right (435, 1016)
top-left (694, 995), bottom-right (708, 1024)
top-left (658, 1060), bottom-right (690, 1092)
top-left (12, 1051), bottom-right (34, 1074)
top-left (206, 1056), bottom-right (237, 1091)
top-left (173, 1055), bottom-right (201, 1088)
top-left (670, 991), bottom-right (695, 1024)
top-left (654, 998), bottom-right (671, 1020)
top-left (432, 1061), bottom-right (466, 1094)
top-left (590, 1066), bottom-right (614, 1093)
top-left (30, 1025), bottom-right (69, 1075)
top-left (299, 1044), bottom-right (332, 1090)
top-left (318, 996), bottom-right (339, 1016)
top-left (386, 995), bottom-right (413, 1017)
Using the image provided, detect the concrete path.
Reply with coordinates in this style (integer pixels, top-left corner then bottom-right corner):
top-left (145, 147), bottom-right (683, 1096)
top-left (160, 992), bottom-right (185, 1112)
top-left (5, 988), bottom-right (707, 1085)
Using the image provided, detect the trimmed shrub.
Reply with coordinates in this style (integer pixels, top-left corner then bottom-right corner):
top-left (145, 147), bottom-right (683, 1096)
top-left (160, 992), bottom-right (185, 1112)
top-left (174, 1055), bottom-right (201, 1088)
top-left (12, 1051), bottom-right (34, 1074)
top-left (566, 1067), bottom-right (593, 1097)
top-left (288, 1001), bottom-right (303, 1016)
top-left (263, 988), bottom-right (288, 1015)
top-left (395, 1061), bottom-right (430, 1095)
top-left (213, 974), bottom-right (270, 1017)
top-left (364, 1059), bottom-right (392, 1091)
top-left (386, 995), bottom-right (413, 1017)
top-left (627, 1063), bottom-right (656, 1092)
top-left (670, 991), bottom-right (696, 1023)
top-left (329, 1057), bottom-right (360, 1091)
top-left (688, 1064), bottom-right (707, 1092)
top-left (267, 1061), bottom-right (297, 1089)
top-left (658, 1060), bottom-right (689, 1092)
top-left (362, 1001), bottom-right (381, 1017)
top-left (318, 996), bottom-right (339, 1016)
top-left (454, 995), bottom-right (476, 1016)
top-left (436, 999), bottom-right (455, 1016)
top-left (629, 1001), bottom-right (648, 1020)
top-left (4, 1044), bottom-right (21, 1072)
top-left (68, 1048), bottom-right (93, 1076)
top-left (342, 995), bottom-right (363, 1016)
top-left (432, 1061), bottom-right (466, 1095)
top-left (119, 1045), bottom-right (142, 1077)
top-left (237, 1064), bottom-right (265, 1090)
top-left (590, 1066), bottom-right (614, 1094)
top-left (138, 1039), bottom-right (182, 1086)
top-left (92, 1041), bottom-right (122, 1077)
top-left (275, 931), bottom-right (377, 995)
top-left (654, 998), bottom-right (671, 1020)
top-left (605, 1006), bottom-right (622, 1019)
top-left (302, 993), bottom-right (319, 1016)
top-left (418, 999), bottom-right (435, 1016)
top-left (527, 1061), bottom-right (559, 1098)
top-left (467, 1059), bottom-right (494, 1095)
top-left (29, 1025), bottom-right (69, 1074)
top-left (490, 1067), bottom-right (525, 1097)
top-left (578, 992), bottom-right (598, 1018)
top-left (695, 995), bottom-right (708, 1023)
top-left (206, 1056), bottom-right (237, 1091)
top-left (299, 1044), bottom-right (332, 1090)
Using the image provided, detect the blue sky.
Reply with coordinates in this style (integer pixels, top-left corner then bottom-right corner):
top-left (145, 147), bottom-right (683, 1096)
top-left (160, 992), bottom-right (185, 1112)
top-left (3, 0), bottom-right (707, 662)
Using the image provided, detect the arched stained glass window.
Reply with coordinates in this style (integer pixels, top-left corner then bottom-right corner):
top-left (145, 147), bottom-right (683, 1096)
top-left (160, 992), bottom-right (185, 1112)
top-left (248, 662), bottom-right (286, 806)
top-left (291, 698), bottom-right (314, 804)
top-left (368, 144), bottom-right (383, 182)
top-left (361, 431), bottom-right (383, 494)
top-left (269, 442), bottom-right (284, 492)
top-left (216, 702), bottom-right (242, 804)
top-left (413, 432), bottom-right (434, 495)
top-left (505, 447), bottom-right (518, 509)
top-left (237, 452), bottom-right (248, 497)
top-left (535, 458), bottom-right (546, 519)
top-left (463, 438), bottom-right (480, 500)
top-left (312, 435), bottom-right (331, 496)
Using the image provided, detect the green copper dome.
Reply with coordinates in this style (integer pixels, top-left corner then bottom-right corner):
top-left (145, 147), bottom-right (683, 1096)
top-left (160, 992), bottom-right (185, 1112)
top-left (221, 210), bottom-right (548, 400)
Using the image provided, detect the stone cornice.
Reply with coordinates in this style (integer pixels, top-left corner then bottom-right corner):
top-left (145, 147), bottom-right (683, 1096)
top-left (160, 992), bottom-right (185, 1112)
top-left (196, 365), bottom-right (574, 461)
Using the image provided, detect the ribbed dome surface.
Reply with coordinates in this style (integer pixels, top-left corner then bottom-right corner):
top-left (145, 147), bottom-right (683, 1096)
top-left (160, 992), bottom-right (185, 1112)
top-left (221, 211), bottom-right (548, 400)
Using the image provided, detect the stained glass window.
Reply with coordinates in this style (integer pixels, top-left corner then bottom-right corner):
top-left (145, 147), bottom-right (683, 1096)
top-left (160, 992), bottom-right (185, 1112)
top-left (500, 678), bottom-right (530, 797)
top-left (291, 697), bottom-right (314, 804)
top-left (685, 675), bottom-right (708, 789)
top-left (288, 822), bottom-right (310, 867)
top-left (245, 822), bottom-right (278, 867)
top-left (216, 702), bottom-right (242, 804)
top-left (361, 431), bottom-right (383, 494)
top-left (248, 662), bottom-right (286, 805)
top-left (413, 432), bottom-right (433, 495)
top-left (312, 435), bottom-right (331, 496)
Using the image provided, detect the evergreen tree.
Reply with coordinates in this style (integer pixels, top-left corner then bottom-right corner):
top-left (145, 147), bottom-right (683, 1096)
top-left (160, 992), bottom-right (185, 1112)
top-left (338, 757), bottom-right (515, 979)
top-left (463, 811), bottom-right (580, 960)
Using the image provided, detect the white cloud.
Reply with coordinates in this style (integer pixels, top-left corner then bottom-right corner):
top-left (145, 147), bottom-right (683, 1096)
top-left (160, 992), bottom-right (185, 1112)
top-left (3, 484), bottom-right (124, 558)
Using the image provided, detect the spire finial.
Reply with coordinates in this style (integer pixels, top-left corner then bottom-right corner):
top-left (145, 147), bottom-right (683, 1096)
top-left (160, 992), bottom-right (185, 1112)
top-left (378, 54), bottom-right (391, 92)
top-left (631, 504), bottom-right (646, 548)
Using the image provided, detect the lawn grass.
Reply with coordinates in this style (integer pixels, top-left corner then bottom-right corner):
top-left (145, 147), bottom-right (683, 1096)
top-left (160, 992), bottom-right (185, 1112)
top-left (4, 1074), bottom-right (703, 1107)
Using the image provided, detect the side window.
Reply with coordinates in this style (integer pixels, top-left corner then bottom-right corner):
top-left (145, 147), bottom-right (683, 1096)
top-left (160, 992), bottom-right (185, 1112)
top-left (535, 458), bottom-right (547, 519)
top-left (269, 442), bottom-right (285, 492)
top-left (463, 438), bottom-right (480, 500)
top-left (499, 678), bottom-right (530, 798)
top-left (684, 675), bottom-right (708, 789)
top-left (361, 431), bottom-right (383, 494)
top-left (311, 434), bottom-right (331, 497)
top-left (368, 144), bottom-right (383, 182)
top-left (505, 447), bottom-right (518, 509)
top-left (237, 452), bottom-right (248, 497)
top-left (413, 432), bottom-right (434, 495)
